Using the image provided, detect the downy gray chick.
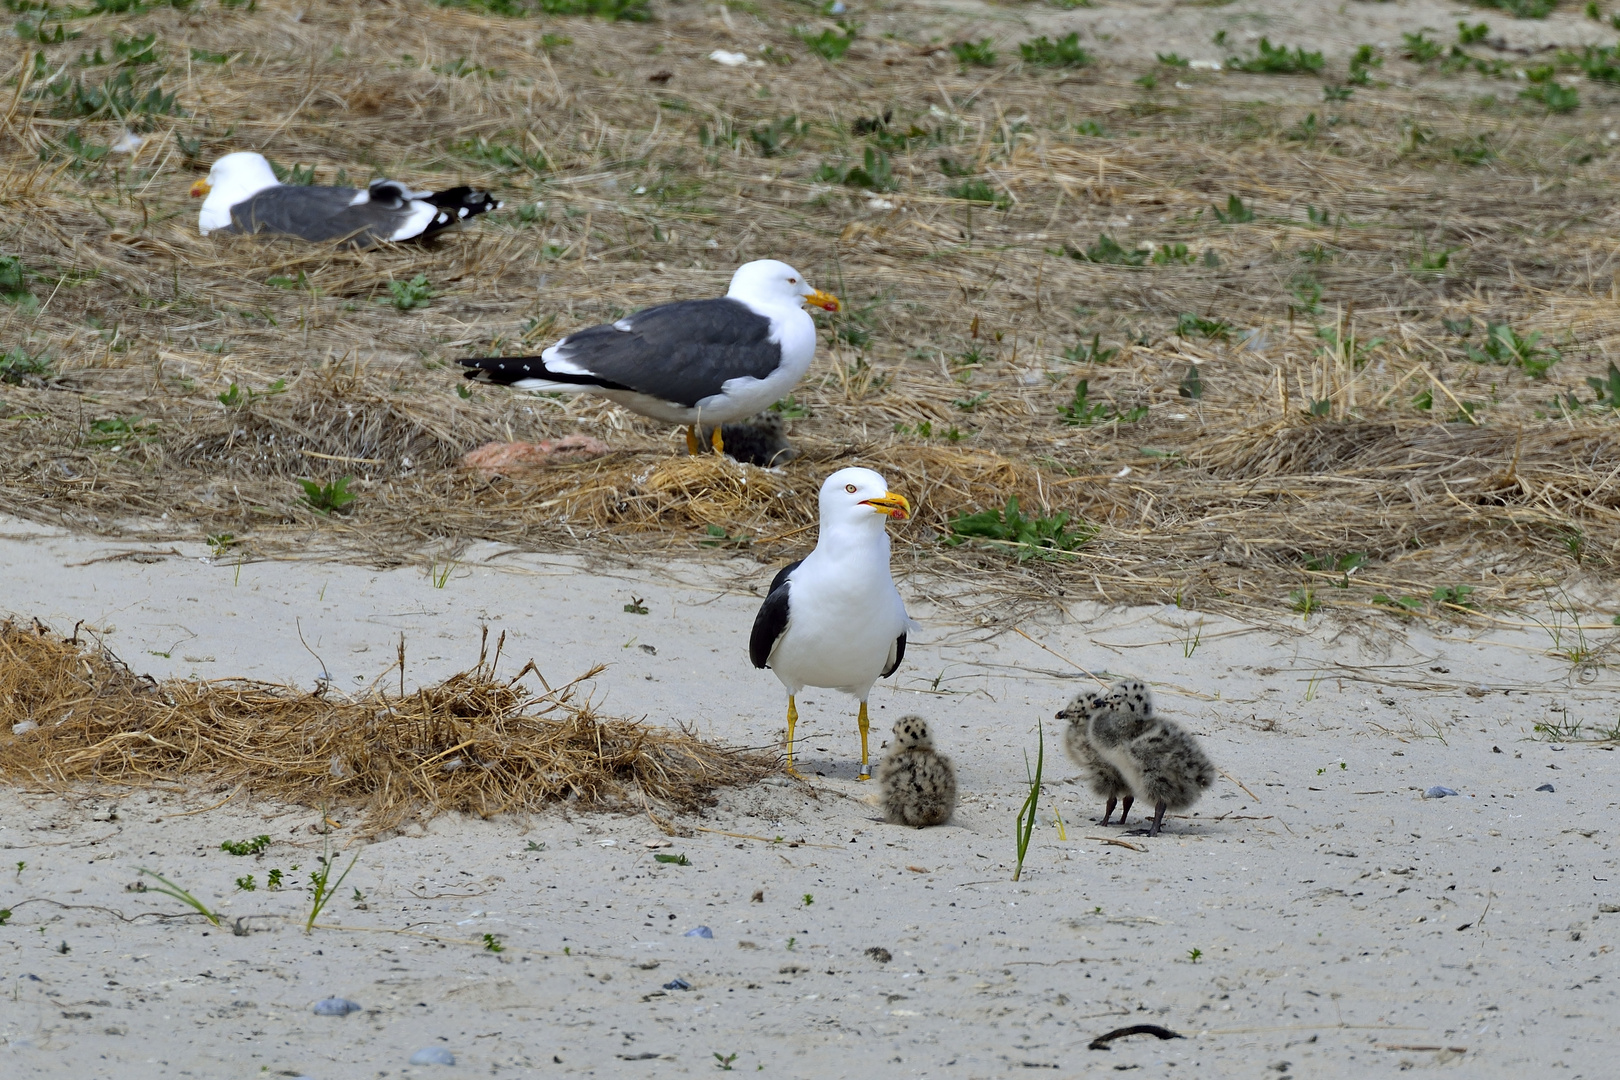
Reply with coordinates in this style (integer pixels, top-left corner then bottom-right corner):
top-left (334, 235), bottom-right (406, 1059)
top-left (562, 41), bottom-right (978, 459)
top-left (1057, 688), bottom-right (1135, 826)
top-left (1078, 679), bottom-right (1214, 836)
top-left (876, 715), bottom-right (956, 828)
top-left (700, 411), bottom-right (796, 467)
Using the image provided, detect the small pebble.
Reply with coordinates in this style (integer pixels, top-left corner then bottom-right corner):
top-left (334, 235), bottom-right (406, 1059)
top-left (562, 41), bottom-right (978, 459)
top-left (311, 997), bottom-right (362, 1016)
top-left (663, 978), bottom-right (693, 991)
top-left (408, 1046), bottom-right (456, 1066)
top-left (1537, 783), bottom-right (1555, 792)
top-left (683, 925), bottom-right (713, 939)
top-left (1422, 786), bottom-right (1460, 799)
top-left (829, 1), bottom-right (846, 12)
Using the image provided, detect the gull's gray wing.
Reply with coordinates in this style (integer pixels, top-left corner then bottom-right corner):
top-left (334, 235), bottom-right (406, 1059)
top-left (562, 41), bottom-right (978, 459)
top-left (226, 185), bottom-right (446, 246)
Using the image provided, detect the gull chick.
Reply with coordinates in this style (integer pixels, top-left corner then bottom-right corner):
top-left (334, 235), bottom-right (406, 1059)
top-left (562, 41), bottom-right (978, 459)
top-left (1067, 679), bottom-right (1213, 836)
top-left (1057, 689), bottom-right (1134, 826)
top-left (750, 467), bottom-right (910, 779)
top-left (876, 715), bottom-right (956, 828)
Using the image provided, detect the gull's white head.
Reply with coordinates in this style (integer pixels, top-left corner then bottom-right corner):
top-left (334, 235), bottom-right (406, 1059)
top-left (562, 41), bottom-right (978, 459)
top-left (728, 259), bottom-right (840, 312)
top-left (818, 467), bottom-right (910, 531)
top-left (191, 151), bottom-right (279, 235)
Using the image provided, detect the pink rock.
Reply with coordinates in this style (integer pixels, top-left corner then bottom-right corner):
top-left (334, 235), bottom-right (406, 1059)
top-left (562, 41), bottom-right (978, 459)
top-left (461, 436), bottom-right (611, 472)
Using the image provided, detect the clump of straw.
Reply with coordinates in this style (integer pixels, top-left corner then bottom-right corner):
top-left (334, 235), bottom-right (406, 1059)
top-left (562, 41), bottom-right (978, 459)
top-left (0, 619), bottom-right (775, 832)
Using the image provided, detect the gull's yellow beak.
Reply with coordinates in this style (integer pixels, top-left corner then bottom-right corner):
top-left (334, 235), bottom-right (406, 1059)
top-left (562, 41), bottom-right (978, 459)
top-left (189, 178), bottom-right (211, 198)
top-left (862, 492), bottom-right (910, 520)
top-left (804, 288), bottom-right (840, 313)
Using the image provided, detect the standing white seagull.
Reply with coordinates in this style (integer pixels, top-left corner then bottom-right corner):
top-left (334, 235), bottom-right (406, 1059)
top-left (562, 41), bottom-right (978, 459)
top-left (750, 468), bottom-right (911, 778)
top-left (192, 151), bottom-right (500, 247)
top-left (458, 260), bottom-right (839, 455)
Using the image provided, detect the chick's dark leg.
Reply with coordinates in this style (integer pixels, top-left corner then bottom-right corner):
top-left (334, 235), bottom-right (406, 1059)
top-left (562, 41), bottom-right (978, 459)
top-left (1101, 796), bottom-right (1117, 825)
top-left (1148, 801), bottom-right (1167, 837)
top-left (1118, 795), bottom-right (1134, 825)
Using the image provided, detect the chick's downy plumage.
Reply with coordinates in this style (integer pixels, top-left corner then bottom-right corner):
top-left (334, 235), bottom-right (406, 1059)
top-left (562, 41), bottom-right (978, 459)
top-left (1067, 679), bottom-right (1214, 836)
top-left (1057, 688), bottom-right (1134, 825)
top-left (876, 715), bottom-right (956, 828)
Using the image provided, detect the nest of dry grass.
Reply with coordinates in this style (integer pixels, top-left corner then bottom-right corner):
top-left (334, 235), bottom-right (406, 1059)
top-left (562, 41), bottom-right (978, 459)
top-left (0, 619), bottom-right (776, 831)
top-left (6, 0), bottom-right (1620, 618)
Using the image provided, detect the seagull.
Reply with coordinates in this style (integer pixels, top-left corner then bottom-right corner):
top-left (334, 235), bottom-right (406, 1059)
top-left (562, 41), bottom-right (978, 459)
top-left (456, 260), bottom-right (839, 456)
top-left (191, 151), bottom-right (500, 247)
top-left (749, 467), bottom-right (910, 779)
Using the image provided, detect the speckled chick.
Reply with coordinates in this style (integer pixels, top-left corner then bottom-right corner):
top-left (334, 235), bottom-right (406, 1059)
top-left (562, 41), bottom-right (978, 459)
top-left (700, 411), bottom-right (796, 467)
top-left (876, 715), bottom-right (956, 828)
top-left (1056, 688), bottom-right (1135, 826)
top-left (1083, 679), bottom-right (1214, 837)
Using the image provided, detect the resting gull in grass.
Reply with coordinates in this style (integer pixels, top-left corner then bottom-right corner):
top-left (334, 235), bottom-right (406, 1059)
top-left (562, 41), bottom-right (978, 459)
top-left (192, 151), bottom-right (500, 247)
top-left (749, 467), bottom-right (910, 779)
top-left (456, 260), bottom-right (839, 455)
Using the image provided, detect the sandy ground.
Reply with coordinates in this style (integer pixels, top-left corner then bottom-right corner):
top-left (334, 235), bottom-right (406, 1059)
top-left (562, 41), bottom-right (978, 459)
top-left (2, 514), bottom-right (1617, 1078)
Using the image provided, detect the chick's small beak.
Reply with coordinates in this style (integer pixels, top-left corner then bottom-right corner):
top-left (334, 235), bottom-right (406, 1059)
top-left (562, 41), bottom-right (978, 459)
top-left (189, 179), bottom-right (211, 198)
top-left (804, 288), bottom-right (840, 312)
top-left (862, 492), bottom-right (910, 520)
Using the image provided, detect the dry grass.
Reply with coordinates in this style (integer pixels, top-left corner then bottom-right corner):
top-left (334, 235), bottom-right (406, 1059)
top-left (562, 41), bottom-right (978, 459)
top-left (0, 618), bottom-right (776, 831)
top-left (5, 0), bottom-right (1620, 618)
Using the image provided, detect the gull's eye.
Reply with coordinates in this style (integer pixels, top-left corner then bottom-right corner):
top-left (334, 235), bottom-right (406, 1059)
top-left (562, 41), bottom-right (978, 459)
top-left (845, 484), bottom-right (857, 493)
top-left (788, 277), bottom-right (797, 283)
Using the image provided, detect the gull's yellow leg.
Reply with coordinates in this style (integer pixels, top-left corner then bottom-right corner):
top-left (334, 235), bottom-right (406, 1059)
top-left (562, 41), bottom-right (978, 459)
top-left (856, 700), bottom-right (871, 781)
top-left (685, 426), bottom-right (701, 455)
top-left (784, 695), bottom-right (802, 779)
top-left (710, 425), bottom-right (725, 454)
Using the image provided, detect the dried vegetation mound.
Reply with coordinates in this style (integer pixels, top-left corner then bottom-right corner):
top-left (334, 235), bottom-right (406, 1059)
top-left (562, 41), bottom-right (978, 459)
top-left (0, 619), bottom-right (776, 829)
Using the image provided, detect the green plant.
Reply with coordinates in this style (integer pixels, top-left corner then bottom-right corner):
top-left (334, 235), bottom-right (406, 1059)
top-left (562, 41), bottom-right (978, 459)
top-left (801, 893), bottom-right (815, 906)
top-left (1587, 362), bottom-right (1620, 407)
top-left (1459, 20), bottom-right (1491, 43)
top-left (0, 909), bottom-right (9, 925)
top-left (217, 378), bottom-right (286, 409)
top-left (1075, 119), bottom-right (1107, 137)
top-left (1432, 584), bottom-right (1478, 610)
top-left (771, 396), bottom-right (811, 419)
top-left (1465, 322), bottom-right (1560, 378)
top-left (1058, 380), bottom-right (1147, 425)
top-left (1228, 38), bottom-right (1324, 74)
top-left (817, 147), bottom-right (897, 192)
top-left (1374, 593), bottom-right (1425, 614)
top-left (1402, 32), bottom-right (1443, 63)
top-left (1062, 334), bottom-right (1118, 364)
top-left (1179, 365), bottom-right (1204, 400)
top-left (1591, 1), bottom-right (1606, 17)
top-left (300, 477), bottom-right (357, 515)
top-left (0, 351), bottom-right (52, 385)
top-left (1187, 947), bottom-right (1203, 963)
top-left (1347, 43), bottom-right (1382, 85)
top-left (235, 874), bottom-right (257, 891)
top-left (700, 524), bottom-right (752, 548)
top-left (482, 933), bottom-right (504, 952)
top-left (947, 178), bottom-right (1009, 209)
top-left (220, 834), bottom-right (271, 856)
top-left (624, 596), bottom-right (650, 614)
top-left (304, 832), bottom-right (359, 932)
top-left (0, 256), bottom-right (32, 304)
top-left (267, 868), bottom-right (284, 889)
top-left (748, 115), bottom-right (803, 157)
top-left (1021, 33), bottom-right (1090, 67)
top-left (1176, 313), bottom-right (1232, 340)
top-left (1070, 234), bottom-right (1147, 266)
top-left (654, 853), bottom-right (691, 865)
top-left (797, 22), bottom-right (858, 61)
top-left (430, 556), bottom-right (457, 588)
top-left (136, 868), bottom-right (221, 926)
top-left (1290, 588), bottom-right (1320, 615)
top-left (786, 937), bottom-right (796, 950)
top-left (1152, 242), bottom-right (1193, 265)
top-left (1322, 83), bottom-right (1353, 102)
top-left (1474, 0), bottom-right (1557, 16)
top-left (945, 496), bottom-right (1095, 559)
top-left (1212, 194), bottom-right (1254, 224)
top-left (1012, 721), bottom-right (1044, 882)
top-left (951, 39), bottom-right (997, 68)
top-left (1521, 81), bottom-right (1579, 112)
top-left (715, 1053), bottom-right (739, 1071)
top-left (385, 274), bottom-right (434, 310)
top-left (952, 391), bottom-right (990, 411)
